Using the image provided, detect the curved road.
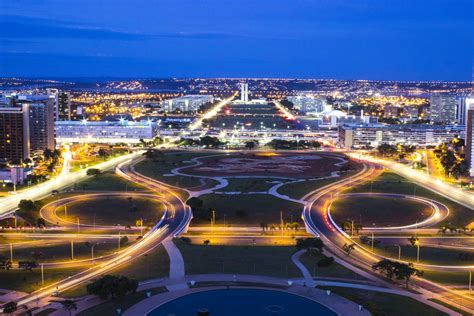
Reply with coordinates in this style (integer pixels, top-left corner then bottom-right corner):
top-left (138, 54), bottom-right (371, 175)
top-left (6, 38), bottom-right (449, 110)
top-left (302, 162), bottom-right (474, 313)
top-left (9, 157), bottom-right (192, 311)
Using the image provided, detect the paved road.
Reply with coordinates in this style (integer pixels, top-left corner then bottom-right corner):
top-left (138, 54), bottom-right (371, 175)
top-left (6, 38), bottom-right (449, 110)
top-left (7, 156), bottom-right (192, 311)
top-left (302, 162), bottom-right (474, 314)
top-left (0, 151), bottom-right (143, 217)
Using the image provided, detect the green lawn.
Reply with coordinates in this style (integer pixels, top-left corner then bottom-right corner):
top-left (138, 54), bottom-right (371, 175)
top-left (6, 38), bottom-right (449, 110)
top-left (77, 287), bottom-right (167, 316)
top-left (73, 171), bottom-right (147, 192)
top-left (299, 251), bottom-right (367, 280)
top-left (62, 244), bottom-right (169, 298)
top-left (57, 196), bottom-right (165, 227)
top-left (220, 178), bottom-right (287, 192)
top-left (175, 239), bottom-right (303, 277)
top-left (193, 193), bottom-right (303, 226)
top-left (331, 196), bottom-right (430, 227)
top-left (1, 239), bottom-right (125, 263)
top-left (320, 286), bottom-right (448, 316)
top-left (423, 270), bottom-right (473, 286)
top-left (345, 172), bottom-right (473, 227)
top-left (0, 267), bottom-right (85, 293)
top-left (361, 243), bottom-right (474, 266)
top-left (134, 151), bottom-right (218, 189)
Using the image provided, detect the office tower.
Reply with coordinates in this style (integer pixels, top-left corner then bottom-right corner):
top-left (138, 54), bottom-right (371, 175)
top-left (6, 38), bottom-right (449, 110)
top-left (429, 94), bottom-right (456, 124)
top-left (0, 104), bottom-right (30, 162)
top-left (28, 101), bottom-right (55, 152)
top-left (57, 91), bottom-right (71, 120)
top-left (15, 94), bottom-right (56, 153)
top-left (241, 83), bottom-right (249, 103)
top-left (465, 98), bottom-right (474, 176)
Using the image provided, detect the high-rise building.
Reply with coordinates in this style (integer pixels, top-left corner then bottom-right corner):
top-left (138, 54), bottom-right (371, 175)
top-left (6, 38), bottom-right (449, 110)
top-left (240, 83), bottom-right (249, 103)
top-left (28, 100), bottom-right (55, 152)
top-left (464, 98), bottom-right (474, 177)
top-left (430, 94), bottom-right (456, 124)
top-left (0, 104), bottom-right (30, 162)
top-left (57, 91), bottom-right (71, 120)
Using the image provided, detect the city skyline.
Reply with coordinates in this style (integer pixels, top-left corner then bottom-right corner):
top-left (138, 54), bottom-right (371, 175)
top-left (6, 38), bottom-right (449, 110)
top-left (1, 0), bottom-right (473, 81)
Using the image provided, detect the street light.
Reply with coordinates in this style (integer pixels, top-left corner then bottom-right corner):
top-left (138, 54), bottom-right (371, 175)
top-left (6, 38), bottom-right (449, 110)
top-left (414, 239), bottom-right (420, 263)
top-left (394, 244), bottom-right (401, 260)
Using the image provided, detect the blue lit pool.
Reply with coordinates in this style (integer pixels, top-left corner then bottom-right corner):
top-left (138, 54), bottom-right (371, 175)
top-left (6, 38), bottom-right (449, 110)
top-left (148, 288), bottom-right (337, 316)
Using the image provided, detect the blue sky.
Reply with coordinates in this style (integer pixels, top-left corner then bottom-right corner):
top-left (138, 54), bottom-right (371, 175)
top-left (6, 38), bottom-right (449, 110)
top-left (0, 0), bottom-right (472, 81)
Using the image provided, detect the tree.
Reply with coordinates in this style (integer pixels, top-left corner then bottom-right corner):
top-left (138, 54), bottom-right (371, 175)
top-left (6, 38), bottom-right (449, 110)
top-left (2, 301), bottom-right (17, 314)
top-left (203, 240), bottom-right (210, 246)
top-left (0, 254), bottom-right (12, 270)
top-left (377, 144), bottom-right (397, 156)
top-left (342, 243), bottom-right (356, 256)
top-left (18, 199), bottom-right (38, 213)
top-left (86, 168), bottom-right (101, 177)
top-left (372, 259), bottom-right (422, 288)
top-left (98, 148), bottom-right (107, 160)
top-left (245, 141), bottom-right (256, 150)
top-left (87, 275), bottom-right (138, 300)
top-left (18, 261), bottom-right (38, 271)
top-left (296, 238), bottom-right (324, 253)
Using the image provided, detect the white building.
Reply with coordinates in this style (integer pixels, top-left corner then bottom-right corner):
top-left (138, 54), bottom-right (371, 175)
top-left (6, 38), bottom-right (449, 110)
top-left (0, 167), bottom-right (32, 185)
top-left (464, 97), bottom-right (474, 176)
top-left (339, 123), bottom-right (464, 149)
top-left (430, 94), bottom-right (456, 124)
top-left (287, 96), bottom-right (328, 115)
top-left (55, 120), bottom-right (158, 144)
top-left (166, 95), bottom-right (214, 113)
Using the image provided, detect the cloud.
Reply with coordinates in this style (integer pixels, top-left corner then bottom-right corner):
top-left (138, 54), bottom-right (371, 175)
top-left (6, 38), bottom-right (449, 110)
top-left (0, 15), bottom-right (150, 41)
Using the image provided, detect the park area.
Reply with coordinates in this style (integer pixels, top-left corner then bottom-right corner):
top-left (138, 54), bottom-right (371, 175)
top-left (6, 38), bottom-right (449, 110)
top-left (330, 195), bottom-right (432, 227)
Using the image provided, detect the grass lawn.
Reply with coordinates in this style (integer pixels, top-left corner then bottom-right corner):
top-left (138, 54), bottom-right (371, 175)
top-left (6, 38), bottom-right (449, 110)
top-left (57, 196), bottom-right (165, 227)
top-left (0, 267), bottom-right (85, 293)
top-left (276, 172), bottom-right (360, 200)
top-left (134, 151), bottom-right (218, 189)
top-left (1, 239), bottom-right (125, 263)
top-left (361, 243), bottom-right (474, 266)
top-left (73, 171), bottom-right (147, 192)
top-left (345, 172), bottom-right (473, 228)
top-left (193, 193), bottom-right (303, 226)
top-left (220, 178), bottom-right (287, 192)
top-left (62, 244), bottom-right (169, 298)
top-left (175, 239), bottom-right (303, 277)
top-left (77, 287), bottom-right (167, 316)
top-left (423, 270), bottom-right (473, 286)
top-left (320, 286), bottom-right (448, 316)
top-left (331, 196), bottom-right (430, 227)
top-left (299, 251), bottom-right (367, 280)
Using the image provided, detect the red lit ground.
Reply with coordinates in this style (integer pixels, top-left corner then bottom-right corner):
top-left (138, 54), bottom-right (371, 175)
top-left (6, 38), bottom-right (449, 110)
top-left (187, 152), bottom-right (348, 178)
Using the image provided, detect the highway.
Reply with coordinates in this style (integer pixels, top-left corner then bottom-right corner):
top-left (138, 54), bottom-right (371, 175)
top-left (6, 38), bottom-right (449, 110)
top-left (8, 156), bottom-right (192, 311)
top-left (302, 161), bottom-right (474, 314)
top-left (0, 151), bottom-right (144, 217)
top-left (355, 153), bottom-right (474, 210)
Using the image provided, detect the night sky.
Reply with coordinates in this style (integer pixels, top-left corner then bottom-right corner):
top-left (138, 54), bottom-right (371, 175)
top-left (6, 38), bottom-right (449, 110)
top-left (0, 0), bottom-right (472, 81)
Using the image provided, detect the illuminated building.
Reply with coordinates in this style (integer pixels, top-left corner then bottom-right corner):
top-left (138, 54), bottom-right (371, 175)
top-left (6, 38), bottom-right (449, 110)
top-left (339, 123), bottom-right (464, 149)
top-left (55, 120), bottom-right (158, 144)
top-left (465, 97), bottom-right (474, 176)
top-left (166, 95), bottom-right (214, 113)
top-left (430, 94), bottom-right (456, 124)
top-left (287, 96), bottom-right (327, 115)
top-left (0, 104), bottom-right (30, 161)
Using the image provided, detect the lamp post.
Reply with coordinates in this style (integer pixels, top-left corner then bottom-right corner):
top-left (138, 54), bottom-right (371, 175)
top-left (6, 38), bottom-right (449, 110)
top-left (395, 244), bottom-right (401, 260)
top-left (91, 244), bottom-right (97, 260)
top-left (415, 240), bottom-right (420, 263)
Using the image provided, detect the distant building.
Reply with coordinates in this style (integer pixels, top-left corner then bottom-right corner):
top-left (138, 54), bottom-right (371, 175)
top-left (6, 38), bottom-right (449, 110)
top-left (402, 106), bottom-right (419, 119)
top-left (240, 83), bottom-right (249, 103)
top-left (0, 104), bottom-right (30, 161)
top-left (455, 96), bottom-right (474, 125)
top-left (55, 120), bottom-right (159, 144)
top-left (0, 167), bottom-right (32, 185)
top-left (166, 95), bottom-right (214, 113)
top-left (57, 91), bottom-right (71, 120)
top-left (287, 96), bottom-right (327, 115)
top-left (465, 98), bottom-right (474, 177)
top-left (383, 104), bottom-right (399, 118)
top-left (338, 123), bottom-right (463, 149)
top-left (430, 94), bottom-right (456, 124)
